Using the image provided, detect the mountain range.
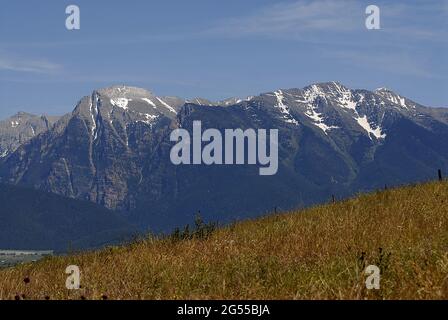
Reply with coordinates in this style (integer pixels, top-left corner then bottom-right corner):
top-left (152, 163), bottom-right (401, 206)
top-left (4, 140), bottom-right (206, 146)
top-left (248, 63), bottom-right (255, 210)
top-left (0, 82), bottom-right (447, 248)
top-left (0, 112), bottom-right (60, 158)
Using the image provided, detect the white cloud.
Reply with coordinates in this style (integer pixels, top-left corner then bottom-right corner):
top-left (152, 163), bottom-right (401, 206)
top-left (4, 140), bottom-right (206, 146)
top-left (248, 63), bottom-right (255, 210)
top-left (379, 1), bottom-right (448, 43)
top-left (207, 0), bottom-right (361, 38)
top-left (204, 0), bottom-right (447, 45)
top-left (329, 50), bottom-right (437, 78)
top-left (0, 55), bottom-right (62, 73)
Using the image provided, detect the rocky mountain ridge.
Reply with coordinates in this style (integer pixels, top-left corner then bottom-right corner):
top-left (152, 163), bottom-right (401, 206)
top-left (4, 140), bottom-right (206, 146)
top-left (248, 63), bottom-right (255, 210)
top-left (1, 82), bottom-right (447, 231)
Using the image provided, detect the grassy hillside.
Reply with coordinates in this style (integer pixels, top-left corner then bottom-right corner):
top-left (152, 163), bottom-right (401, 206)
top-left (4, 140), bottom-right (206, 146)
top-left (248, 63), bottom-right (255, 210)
top-left (1, 181), bottom-right (447, 300)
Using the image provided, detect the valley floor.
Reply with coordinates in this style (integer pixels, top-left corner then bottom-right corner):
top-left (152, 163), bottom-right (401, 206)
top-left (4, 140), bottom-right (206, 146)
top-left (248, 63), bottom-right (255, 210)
top-left (0, 251), bottom-right (53, 269)
top-left (0, 181), bottom-right (447, 300)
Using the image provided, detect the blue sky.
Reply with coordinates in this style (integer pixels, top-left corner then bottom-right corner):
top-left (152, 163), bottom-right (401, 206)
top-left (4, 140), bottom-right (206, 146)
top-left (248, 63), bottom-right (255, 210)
top-left (0, 0), bottom-right (447, 118)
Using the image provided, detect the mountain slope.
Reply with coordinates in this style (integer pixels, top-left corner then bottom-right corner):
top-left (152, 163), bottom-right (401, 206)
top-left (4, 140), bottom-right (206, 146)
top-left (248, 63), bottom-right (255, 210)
top-left (1, 181), bottom-right (447, 300)
top-left (0, 82), bottom-right (447, 232)
top-left (0, 183), bottom-right (135, 251)
top-left (0, 112), bottom-right (59, 158)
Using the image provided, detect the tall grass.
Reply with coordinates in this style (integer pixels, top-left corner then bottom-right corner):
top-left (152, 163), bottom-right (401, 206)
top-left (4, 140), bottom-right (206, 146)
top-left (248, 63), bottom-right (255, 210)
top-left (0, 181), bottom-right (447, 300)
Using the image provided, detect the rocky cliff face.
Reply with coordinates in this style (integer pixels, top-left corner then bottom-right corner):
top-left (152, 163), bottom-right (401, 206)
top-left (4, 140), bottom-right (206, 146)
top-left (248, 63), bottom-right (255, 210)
top-left (0, 112), bottom-right (59, 158)
top-left (0, 86), bottom-right (184, 211)
top-left (1, 82), bottom-right (447, 231)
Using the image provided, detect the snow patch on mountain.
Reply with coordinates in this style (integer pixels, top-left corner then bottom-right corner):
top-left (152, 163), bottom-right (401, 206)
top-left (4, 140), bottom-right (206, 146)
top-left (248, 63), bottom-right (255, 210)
top-left (100, 85), bottom-right (153, 99)
top-left (305, 108), bottom-right (339, 134)
top-left (90, 94), bottom-right (100, 140)
top-left (110, 98), bottom-right (131, 110)
top-left (273, 90), bottom-right (299, 125)
top-left (295, 85), bottom-right (339, 133)
top-left (332, 82), bottom-right (357, 110)
top-left (355, 115), bottom-right (386, 139)
top-left (295, 83), bottom-right (388, 139)
top-left (156, 97), bottom-right (177, 114)
top-left (375, 88), bottom-right (412, 109)
top-left (220, 97), bottom-right (245, 106)
top-left (297, 84), bottom-right (326, 104)
top-left (137, 113), bottom-right (158, 125)
top-left (142, 98), bottom-right (157, 108)
top-left (89, 102), bottom-right (95, 138)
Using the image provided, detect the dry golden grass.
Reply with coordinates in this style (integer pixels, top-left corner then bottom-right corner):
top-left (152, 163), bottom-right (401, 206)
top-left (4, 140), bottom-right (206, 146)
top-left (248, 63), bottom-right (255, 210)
top-left (1, 181), bottom-right (448, 300)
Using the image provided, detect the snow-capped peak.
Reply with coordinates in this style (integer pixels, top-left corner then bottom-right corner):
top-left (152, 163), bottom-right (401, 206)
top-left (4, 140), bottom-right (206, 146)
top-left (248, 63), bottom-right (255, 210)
top-left (93, 85), bottom-right (180, 115)
top-left (98, 85), bottom-right (154, 100)
top-left (374, 87), bottom-right (411, 109)
top-left (285, 82), bottom-right (387, 139)
top-left (219, 97), bottom-right (242, 106)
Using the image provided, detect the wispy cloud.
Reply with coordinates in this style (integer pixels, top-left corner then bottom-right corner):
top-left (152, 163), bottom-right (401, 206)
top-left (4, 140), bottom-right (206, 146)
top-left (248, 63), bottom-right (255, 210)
top-left (379, 1), bottom-right (448, 43)
top-left (1, 1), bottom-right (357, 49)
top-left (0, 34), bottom-right (192, 49)
top-left (2, 0), bottom-right (445, 49)
top-left (329, 50), bottom-right (439, 79)
top-left (207, 0), bottom-right (361, 39)
top-left (0, 54), bottom-right (62, 73)
top-left (205, 0), bottom-right (447, 45)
